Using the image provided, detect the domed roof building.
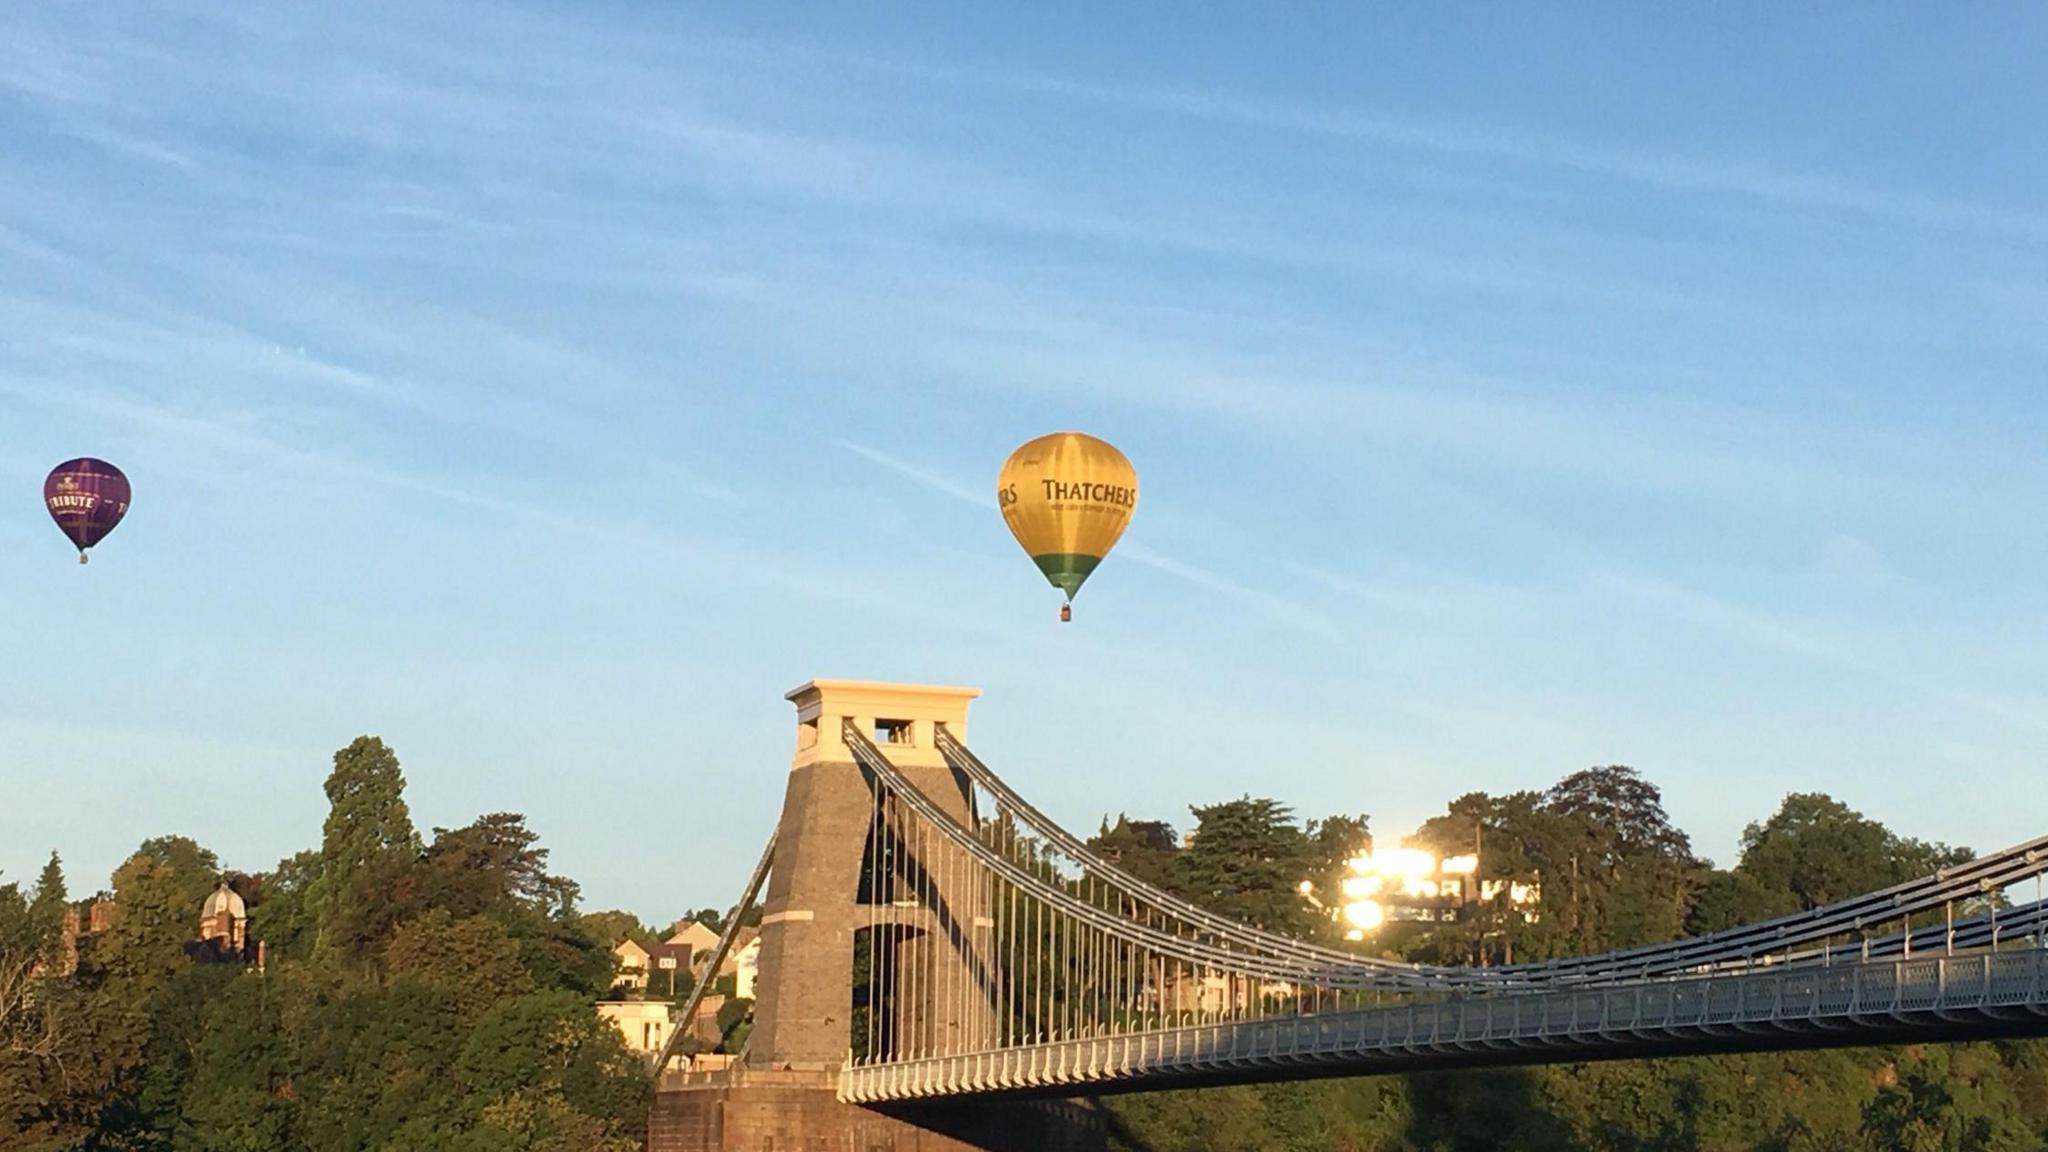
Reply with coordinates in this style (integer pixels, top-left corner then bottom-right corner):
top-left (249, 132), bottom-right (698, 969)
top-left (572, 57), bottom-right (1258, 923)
top-left (201, 883), bottom-right (246, 925)
top-left (195, 880), bottom-right (253, 964)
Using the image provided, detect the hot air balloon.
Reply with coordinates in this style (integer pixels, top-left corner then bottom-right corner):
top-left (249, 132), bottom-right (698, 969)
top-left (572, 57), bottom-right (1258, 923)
top-left (44, 458), bottom-right (131, 564)
top-left (997, 432), bottom-right (1138, 621)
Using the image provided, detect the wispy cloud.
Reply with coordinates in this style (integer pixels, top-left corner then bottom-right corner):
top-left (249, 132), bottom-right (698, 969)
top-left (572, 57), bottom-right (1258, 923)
top-left (1283, 559), bottom-right (1534, 624)
top-left (0, 372), bottom-right (837, 601)
top-left (1592, 568), bottom-right (1851, 666)
top-left (55, 123), bottom-right (195, 169)
top-left (1119, 543), bottom-right (1330, 635)
top-left (803, 49), bottom-right (2048, 246)
top-left (831, 439), bottom-right (985, 506)
top-left (1591, 567), bottom-right (2048, 741)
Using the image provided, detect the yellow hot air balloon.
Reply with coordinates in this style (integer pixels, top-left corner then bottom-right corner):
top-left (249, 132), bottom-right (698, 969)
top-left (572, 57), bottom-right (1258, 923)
top-left (997, 432), bottom-right (1138, 621)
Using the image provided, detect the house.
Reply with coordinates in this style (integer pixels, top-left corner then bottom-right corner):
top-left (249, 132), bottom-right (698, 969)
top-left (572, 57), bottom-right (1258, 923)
top-left (644, 941), bottom-right (697, 995)
top-left (733, 934), bottom-right (761, 1000)
top-left (667, 919), bottom-right (719, 960)
top-left (596, 1000), bottom-right (674, 1059)
top-left (612, 938), bottom-right (650, 991)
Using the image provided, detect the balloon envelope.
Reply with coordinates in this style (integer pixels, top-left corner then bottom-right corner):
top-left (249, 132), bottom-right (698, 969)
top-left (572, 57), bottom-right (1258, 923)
top-left (997, 432), bottom-right (1138, 602)
top-left (44, 458), bottom-right (131, 557)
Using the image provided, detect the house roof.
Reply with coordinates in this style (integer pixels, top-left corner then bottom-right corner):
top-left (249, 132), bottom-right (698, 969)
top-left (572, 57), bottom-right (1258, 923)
top-left (645, 942), bottom-right (696, 969)
top-left (666, 920), bottom-right (720, 948)
top-left (613, 938), bottom-right (650, 962)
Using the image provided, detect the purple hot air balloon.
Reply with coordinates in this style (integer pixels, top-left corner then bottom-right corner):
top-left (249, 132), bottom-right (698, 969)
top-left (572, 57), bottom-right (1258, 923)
top-left (44, 458), bottom-right (131, 564)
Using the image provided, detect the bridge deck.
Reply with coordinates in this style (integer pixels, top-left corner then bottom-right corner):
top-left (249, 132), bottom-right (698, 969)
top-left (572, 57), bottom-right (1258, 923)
top-left (841, 948), bottom-right (2048, 1103)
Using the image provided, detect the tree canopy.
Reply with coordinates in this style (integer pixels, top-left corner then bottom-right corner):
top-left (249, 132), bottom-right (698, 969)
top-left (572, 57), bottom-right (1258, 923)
top-left (1099, 770), bottom-right (2039, 1152)
top-left (0, 735), bottom-right (646, 1150)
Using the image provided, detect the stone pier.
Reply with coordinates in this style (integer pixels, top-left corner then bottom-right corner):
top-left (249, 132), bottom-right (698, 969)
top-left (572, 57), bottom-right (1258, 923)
top-left (650, 1069), bottom-right (1103, 1152)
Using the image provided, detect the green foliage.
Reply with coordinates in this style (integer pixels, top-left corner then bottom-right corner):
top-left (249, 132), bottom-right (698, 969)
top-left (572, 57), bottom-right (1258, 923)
top-left (2, 735), bottom-right (650, 1152)
top-left (1684, 867), bottom-right (1785, 936)
top-left (1178, 797), bottom-right (1321, 936)
top-left (579, 909), bottom-right (649, 948)
top-left (460, 1090), bottom-right (640, 1152)
top-left (248, 849), bottom-right (321, 963)
top-left (1092, 815), bottom-right (1181, 890)
top-left (420, 812), bottom-right (560, 920)
top-left (16, 738), bottom-right (2048, 1152)
top-left (1861, 1046), bottom-right (2036, 1152)
top-left (1105, 775), bottom-right (2048, 1152)
top-left (1740, 793), bottom-right (1971, 912)
top-left (677, 906), bottom-right (731, 935)
top-left (309, 736), bottom-right (421, 970)
top-left (28, 853), bottom-right (67, 957)
top-left (102, 846), bottom-right (211, 998)
top-left (178, 974), bottom-right (291, 1152)
top-left (386, 910), bottom-right (536, 1020)
top-left (456, 991), bottom-right (648, 1140)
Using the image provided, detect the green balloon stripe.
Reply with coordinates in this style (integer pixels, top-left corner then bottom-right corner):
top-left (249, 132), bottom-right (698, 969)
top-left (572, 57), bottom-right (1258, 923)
top-left (1032, 553), bottom-right (1102, 600)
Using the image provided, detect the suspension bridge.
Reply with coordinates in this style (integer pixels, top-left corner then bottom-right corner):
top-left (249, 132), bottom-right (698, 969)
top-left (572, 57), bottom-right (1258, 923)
top-left (648, 680), bottom-right (2048, 1151)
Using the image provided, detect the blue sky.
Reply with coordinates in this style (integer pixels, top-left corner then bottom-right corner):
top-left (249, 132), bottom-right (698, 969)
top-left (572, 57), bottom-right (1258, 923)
top-left (4, 4), bottom-right (2046, 920)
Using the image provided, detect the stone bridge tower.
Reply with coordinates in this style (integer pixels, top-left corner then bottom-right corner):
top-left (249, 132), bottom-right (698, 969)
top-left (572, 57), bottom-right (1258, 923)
top-left (649, 679), bottom-right (1097, 1152)
top-left (748, 678), bottom-right (988, 1069)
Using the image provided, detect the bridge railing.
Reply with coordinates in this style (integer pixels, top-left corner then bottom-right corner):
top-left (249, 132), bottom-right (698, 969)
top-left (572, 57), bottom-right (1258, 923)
top-left (842, 947), bottom-right (2048, 1102)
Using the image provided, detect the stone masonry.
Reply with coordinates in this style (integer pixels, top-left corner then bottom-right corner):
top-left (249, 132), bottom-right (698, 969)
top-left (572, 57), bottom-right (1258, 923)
top-left (653, 681), bottom-right (1103, 1152)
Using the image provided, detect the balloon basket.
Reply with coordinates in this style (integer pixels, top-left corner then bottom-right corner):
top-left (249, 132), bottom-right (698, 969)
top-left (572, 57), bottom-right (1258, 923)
top-left (78, 552), bottom-right (89, 566)
top-left (1059, 602), bottom-right (1072, 623)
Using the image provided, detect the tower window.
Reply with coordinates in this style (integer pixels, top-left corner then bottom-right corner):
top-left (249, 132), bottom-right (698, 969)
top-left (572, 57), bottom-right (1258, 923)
top-left (875, 718), bottom-right (915, 745)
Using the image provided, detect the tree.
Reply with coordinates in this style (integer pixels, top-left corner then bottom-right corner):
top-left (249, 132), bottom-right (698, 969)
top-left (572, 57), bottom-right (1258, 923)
top-left (132, 835), bottom-right (225, 916)
top-left (1686, 867), bottom-right (1785, 935)
top-left (102, 842), bottom-right (218, 998)
top-left (1544, 766), bottom-right (1696, 950)
top-left (1, 908), bottom-right (118, 1147)
top-left (179, 973), bottom-right (293, 1152)
top-left (0, 881), bottom-right (56, 1071)
top-left (1304, 813), bottom-right (1371, 905)
top-left (1740, 793), bottom-right (1971, 913)
top-left (289, 979), bottom-right (469, 1151)
top-left (1861, 1046), bottom-right (2035, 1151)
top-left (1176, 798), bottom-right (1318, 937)
top-left (420, 813), bottom-right (556, 921)
top-left (461, 1091), bottom-right (639, 1152)
top-left (28, 853), bottom-right (67, 963)
top-left (251, 850), bottom-right (323, 963)
top-left (387, 910), bottom-right (535, 1021)
top-left (309, 737), bottom-right (421, 968)
top-left (677, 907), bottom-right (730, 936)
top-left (578, 910), bottom-right (647, 949)
top-left (456, 991), bottom-right (648, 1145)
top-left (1546, 766), bottom-right (1693, 863)
top-left (1090, 816), bottom-right (1182, 891)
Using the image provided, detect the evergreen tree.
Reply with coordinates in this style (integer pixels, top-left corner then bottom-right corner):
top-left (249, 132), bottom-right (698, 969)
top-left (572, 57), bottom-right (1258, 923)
top-left (309, 736), bottom-right (421, 968)
top-left (28, 852), bottom-right (67, 958)
top-left (1177, 797), bottom-right (1318, 936)
top-left (420, 813), bottom-right (556, 920)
